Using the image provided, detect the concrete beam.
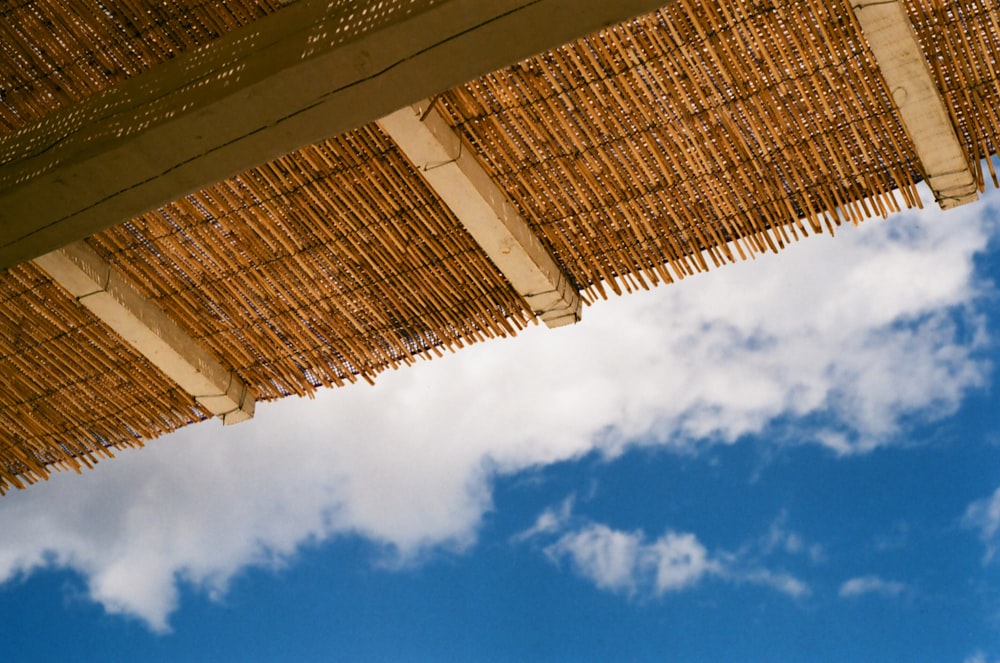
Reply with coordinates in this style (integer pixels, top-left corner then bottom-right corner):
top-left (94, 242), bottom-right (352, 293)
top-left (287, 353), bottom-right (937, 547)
top-left (379, 101), bottom-right (581, 327)
top-left (32, 242), bottom-right (255, 424)
top-left (853, 0), bottom-right (978, 209)
top-left (0, 0), bottom-right (671, 269)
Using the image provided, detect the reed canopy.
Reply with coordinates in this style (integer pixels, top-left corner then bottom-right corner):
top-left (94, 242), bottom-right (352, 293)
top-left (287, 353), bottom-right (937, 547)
top-left (1, 0), bottom-right (998, 492)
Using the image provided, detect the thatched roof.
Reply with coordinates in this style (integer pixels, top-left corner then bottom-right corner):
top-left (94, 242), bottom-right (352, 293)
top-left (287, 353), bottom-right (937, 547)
top-left (2, 0), bottom-right (998, 491)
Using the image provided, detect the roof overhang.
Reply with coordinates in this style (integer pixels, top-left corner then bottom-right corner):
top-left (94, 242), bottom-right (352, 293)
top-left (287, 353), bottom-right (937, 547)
top-left (0, 0), bottom-right (669, 269)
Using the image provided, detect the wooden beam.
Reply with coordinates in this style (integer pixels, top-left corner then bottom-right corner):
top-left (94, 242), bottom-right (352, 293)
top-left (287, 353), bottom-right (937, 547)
top-left (853, 0), bottom-right (978, 209)
top-left (379, 101), bottom-right (581, 328)
top-left (32, 242), bottom-right (255, 424)
top-left (0, 0), bottom-right (671, 269)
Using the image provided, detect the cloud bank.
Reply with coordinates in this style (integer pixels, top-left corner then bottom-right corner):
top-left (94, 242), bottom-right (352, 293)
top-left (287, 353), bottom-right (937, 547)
top-left (0, 194), bottom-right (996, 630)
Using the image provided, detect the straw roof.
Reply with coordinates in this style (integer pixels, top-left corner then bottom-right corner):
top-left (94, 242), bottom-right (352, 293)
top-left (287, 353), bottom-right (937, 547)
top-left (2, 0), bottom-right (998, 492)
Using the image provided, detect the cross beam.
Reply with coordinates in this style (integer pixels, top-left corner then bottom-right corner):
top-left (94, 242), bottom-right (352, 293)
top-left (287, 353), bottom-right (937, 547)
top-left (379, 101), bottom-right (581, 327)
top-left (33, 242), bottom-right (256, 424)
top-left (853, 0), bottom-right (978, 209)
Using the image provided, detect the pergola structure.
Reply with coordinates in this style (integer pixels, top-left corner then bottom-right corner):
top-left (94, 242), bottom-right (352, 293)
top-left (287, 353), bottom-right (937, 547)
top-left (1, 0), bottom-right (998, 491)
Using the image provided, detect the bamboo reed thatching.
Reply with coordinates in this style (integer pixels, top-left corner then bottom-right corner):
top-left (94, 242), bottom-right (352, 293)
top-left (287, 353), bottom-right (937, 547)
top-left (0, 262), bottom-right (207, 490)
top-left (87, 125), bottom-right (533, 400)
top-left (437, 0), bottom-right (930, 301)
top-left (1, 0), bottom-right (999, 492)
top-left (903, 0), bottom-right (1000, 189)
top-left (0, 125), bottom-right (533, 492)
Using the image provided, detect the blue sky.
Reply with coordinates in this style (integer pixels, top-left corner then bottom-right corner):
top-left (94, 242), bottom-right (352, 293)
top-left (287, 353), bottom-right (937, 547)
top-left (2, 178), bottom-right (1000, 662)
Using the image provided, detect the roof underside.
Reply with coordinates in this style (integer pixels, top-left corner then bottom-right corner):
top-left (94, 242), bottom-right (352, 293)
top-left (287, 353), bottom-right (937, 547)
top-left (2, 0), bottom-right (999, 491)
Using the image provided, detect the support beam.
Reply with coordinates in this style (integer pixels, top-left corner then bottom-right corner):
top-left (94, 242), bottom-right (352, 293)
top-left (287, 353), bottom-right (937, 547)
top-left (0, 0), bottom-right (671, 269)
top-left (32, 243), bottom-right (255, 424)
top-left (853, 0), bottom-right (978, 209)
top-left (379, 101), bottom-right (581, 328)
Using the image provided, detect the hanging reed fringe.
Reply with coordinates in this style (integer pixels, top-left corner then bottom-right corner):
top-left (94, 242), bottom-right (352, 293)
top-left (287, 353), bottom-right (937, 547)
top-left (437, 0), bottom-right (932, 301)
top-left (2, 0), bottom-right (999, 491)
top-left (0, 262), bottom-right (207, 491)
top-left (0, 126), bottom-right (532, 493)
top-left (88, 126), bottom-right (532, 401)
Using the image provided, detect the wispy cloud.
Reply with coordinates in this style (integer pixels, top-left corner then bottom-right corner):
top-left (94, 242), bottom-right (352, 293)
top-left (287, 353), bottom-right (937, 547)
top-left (548, 525), bottom-right (718, 596)
top-left (963, 487), bottom-right (1000, 563)
top-left (522, 503), bottom-right (809, 600)
top-left (0, 192), bottom-right (995, 630)
top-left (963, 650), bottom-right (999, 663)
top-left (730, 568), bottom-right (811, 598)
top-left (760, 512), bottom-right (825, 564)
top-left (510, 496), bottom-right (574, 544)
top-left (838, 575), bottom-right (907, 598)
top-left (545, 525), bottom-right (656, 595)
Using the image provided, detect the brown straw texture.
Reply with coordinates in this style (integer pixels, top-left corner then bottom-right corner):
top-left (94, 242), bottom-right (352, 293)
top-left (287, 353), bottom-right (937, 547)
top-left (437, 0), bottom-right (933, 301)
top-left (0, 262), bottom-right (207, 491)
top-left (87, 125), bottom-right (532, 402)
top-left (904, 0), bottom-right (1000, 189)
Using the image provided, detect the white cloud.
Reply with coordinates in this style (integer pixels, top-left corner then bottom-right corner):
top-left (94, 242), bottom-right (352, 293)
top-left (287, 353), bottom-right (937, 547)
top-left (534, 513), bottom-right (806, 600)
top-left (838, 575), bottom-right (907, 598)
top-left (647, 531), bottom-right (715, 592)
top-left (0, 188), bottom-right (996, 630)
top-left (510, 496), bottom-right (574, 544)
top-left (963, 487), bottom-right (1000, 562)
top-left (544, 525), bottom-right (718, 596)
top-left (545, 524), bottom-right (649, 595)
top-left (731, 568), bottom-right (811, 598)
top-left (760, 512), bottom-right (825, 564)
